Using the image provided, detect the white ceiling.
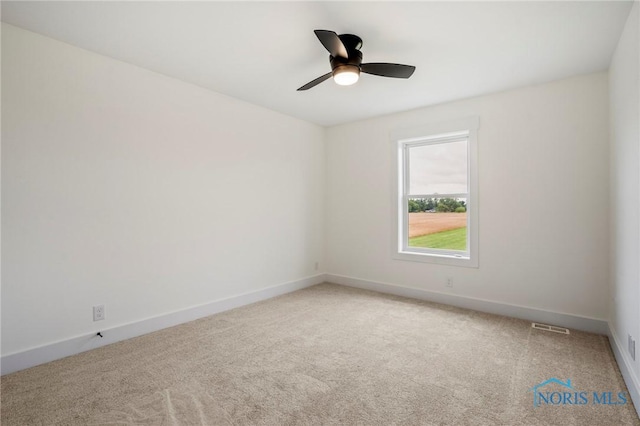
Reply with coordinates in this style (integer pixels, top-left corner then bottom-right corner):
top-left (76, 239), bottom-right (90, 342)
top-left (1, 1), bottom-right (633, 127)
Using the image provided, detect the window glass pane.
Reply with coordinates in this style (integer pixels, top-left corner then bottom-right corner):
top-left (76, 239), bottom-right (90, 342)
top-left (408, 197), bottom-right (467, 251)
top-left (409, 140), bottom-right (467, 195)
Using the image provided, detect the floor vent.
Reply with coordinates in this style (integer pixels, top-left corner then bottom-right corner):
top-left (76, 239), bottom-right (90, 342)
top-left (532, 322), bottom-right (570, 334)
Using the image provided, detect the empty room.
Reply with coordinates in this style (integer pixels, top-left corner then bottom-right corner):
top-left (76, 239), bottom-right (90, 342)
top-left (1, 1), bottom-right (639, 425)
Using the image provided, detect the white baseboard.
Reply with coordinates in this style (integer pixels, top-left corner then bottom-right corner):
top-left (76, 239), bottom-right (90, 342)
top-left (326, 274), bottom-right (609, 335)
top-left (608, 324), bottom-right (640, 418)
top-left (1, 274), bottom-right (325, 375)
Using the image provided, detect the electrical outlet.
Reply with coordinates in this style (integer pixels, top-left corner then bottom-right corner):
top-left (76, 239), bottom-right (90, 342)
top-left (93, 305), bottom-right (105, 322)
top-left (314, 262), bottom-right (319, 271)
top-left (628, 334), bottom-right (636, 361)
top-left (446, 278), bottom-right (453, 288)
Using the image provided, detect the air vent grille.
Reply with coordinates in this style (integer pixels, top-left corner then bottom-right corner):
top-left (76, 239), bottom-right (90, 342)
top-left (532, 322), bottom-right (570, 334)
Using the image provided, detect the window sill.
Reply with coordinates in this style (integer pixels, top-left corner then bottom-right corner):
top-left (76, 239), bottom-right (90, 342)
top-left (393, 250), bottom-right (478, 268)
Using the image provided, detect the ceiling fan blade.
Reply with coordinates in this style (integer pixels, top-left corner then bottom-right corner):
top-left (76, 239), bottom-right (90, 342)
top-left (297, 72), bottom-right (333, 91)
top-left (314, 30), bottom-right (348, 59)
top-left (361, 63), bottom-right (416, 79)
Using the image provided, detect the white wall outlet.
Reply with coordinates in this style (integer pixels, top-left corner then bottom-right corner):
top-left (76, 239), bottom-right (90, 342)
top-left (446, 278), bottom-right (453, 288)
top-left (314, 262), bottom-right (319, 271)
top-left (93, 305), bottom-right (105, 321)
top-left (628, 334), bottom-right (636, 360)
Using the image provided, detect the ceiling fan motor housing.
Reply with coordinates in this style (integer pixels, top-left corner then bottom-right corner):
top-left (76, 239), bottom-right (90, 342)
top-left (331, 35), bottom-right (363, 81)
top-left (338, 34), bottom-right (363, 52)
top-left (330, 49), bottom-right (362, 76)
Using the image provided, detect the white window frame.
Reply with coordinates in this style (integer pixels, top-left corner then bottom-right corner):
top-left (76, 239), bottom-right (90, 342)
top-left (391, 117), bottom-right (479, 268)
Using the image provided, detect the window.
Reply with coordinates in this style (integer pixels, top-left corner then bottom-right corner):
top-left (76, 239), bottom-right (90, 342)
top-left (392, 118), bottom-right (478, 267)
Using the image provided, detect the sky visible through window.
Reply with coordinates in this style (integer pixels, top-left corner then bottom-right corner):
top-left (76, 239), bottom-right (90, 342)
top-left (409, 140), bottom-right (467, 195)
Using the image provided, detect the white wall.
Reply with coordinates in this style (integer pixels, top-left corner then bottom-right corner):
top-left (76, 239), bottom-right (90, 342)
top-left (326, 72), bottom-right (610, 320)
top-left (1, 24), bottom-right (325, 356)
top-left (609, 0), bottom-right (640, 395)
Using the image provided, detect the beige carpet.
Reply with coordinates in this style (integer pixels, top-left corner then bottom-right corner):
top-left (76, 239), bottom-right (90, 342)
top-left (1, 283), bottom-right (638, 425)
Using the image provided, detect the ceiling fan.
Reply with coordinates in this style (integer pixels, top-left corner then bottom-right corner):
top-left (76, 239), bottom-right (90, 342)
top-left (297, 30), bottom-right (416, 91)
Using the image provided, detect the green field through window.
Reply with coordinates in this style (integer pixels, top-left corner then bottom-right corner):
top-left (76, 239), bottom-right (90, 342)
top-left (409, 227), bottom-right (467, 251)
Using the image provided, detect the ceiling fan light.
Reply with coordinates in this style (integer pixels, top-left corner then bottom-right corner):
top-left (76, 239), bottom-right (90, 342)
top-left (333, 65), bottom-right (360, 86)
